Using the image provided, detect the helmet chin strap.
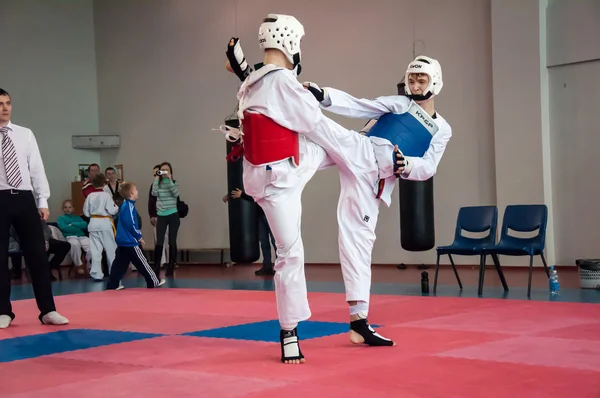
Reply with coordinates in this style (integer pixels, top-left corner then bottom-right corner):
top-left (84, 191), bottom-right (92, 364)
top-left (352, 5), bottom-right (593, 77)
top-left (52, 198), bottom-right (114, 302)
top-left (398, 82), bottom-right (433, 101)
top-left (407, 91), bottom-right (433, 102)
top-left (293, 64), bottom-right (302, 76)
top-left (293, 53), bottom-right (302, 76)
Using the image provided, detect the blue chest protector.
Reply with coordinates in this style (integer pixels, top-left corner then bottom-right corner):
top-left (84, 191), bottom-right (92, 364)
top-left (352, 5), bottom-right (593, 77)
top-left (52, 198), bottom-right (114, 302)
top-left (366, 101), bottom-right (438, 157)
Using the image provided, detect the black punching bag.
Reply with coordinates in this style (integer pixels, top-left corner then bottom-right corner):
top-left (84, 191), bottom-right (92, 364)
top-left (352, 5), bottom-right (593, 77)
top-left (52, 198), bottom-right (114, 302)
top-left (225, 118), bottom-right (260, 263)
top-left (398, 178), bottom-right (435, 251)
top-left (396, 81), bottom-right (435, 251)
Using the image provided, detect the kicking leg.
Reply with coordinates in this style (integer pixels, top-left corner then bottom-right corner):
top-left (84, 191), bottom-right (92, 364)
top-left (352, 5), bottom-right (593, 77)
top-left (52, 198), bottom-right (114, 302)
top-left (338, 165), bottom-right (395, 347)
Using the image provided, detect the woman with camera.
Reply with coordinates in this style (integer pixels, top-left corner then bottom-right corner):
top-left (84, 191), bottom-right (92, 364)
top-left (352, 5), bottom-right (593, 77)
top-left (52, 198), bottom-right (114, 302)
top-left (151, 162), bottom-right (180, 277)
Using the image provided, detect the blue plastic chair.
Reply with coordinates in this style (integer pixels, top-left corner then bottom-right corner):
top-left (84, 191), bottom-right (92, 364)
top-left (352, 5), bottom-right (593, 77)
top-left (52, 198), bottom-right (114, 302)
top-left (481, 204), bottom-right (549, 298)
top-left (434, 206), bottom-right (504, 294)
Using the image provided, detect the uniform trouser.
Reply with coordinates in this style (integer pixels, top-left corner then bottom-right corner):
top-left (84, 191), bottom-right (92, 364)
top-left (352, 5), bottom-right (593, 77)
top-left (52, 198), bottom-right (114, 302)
top-left (243, 136), bottom-right (331, 328)
top-left (301, 117), bottom-right (383, 307)
top-left (65, 236), bottom-right (91, 268)
top-left (107, 246), bottom-right (161, 289)
top-left (89, 230), bottom-right (117, 279)
top-left (258, 212), bottom-right (276, 267)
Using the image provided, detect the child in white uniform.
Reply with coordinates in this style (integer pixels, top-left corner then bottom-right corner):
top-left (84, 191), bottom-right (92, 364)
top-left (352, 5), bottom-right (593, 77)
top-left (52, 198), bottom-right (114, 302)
top-left (83, 173), bottom-right (118, 280)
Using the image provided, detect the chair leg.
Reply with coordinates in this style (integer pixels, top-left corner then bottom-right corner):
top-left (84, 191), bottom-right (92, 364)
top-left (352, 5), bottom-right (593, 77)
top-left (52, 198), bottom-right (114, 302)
top-left (448, 254), bottom-right (463, 290)
top-left (491, 254), bottom-right (508, 291)
top-left (540, 252), bottom-right (550, 278)
top-left (527, 255), bottom-right (534, 299)
top-left (478, 254), bottom-right (487, 296)
top-left (433, 253), bottom-right (441, 294)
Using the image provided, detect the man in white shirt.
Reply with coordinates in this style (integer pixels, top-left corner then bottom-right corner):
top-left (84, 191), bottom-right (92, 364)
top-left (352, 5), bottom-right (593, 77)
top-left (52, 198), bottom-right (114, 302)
top-left (0, 88), bottom-right (69, 328)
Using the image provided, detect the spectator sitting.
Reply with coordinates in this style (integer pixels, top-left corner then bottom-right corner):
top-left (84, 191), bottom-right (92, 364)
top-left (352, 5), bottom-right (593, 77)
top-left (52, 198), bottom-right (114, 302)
top-left (57, 199), bottom-right (92, 276)
top-left (9, 226), bottom-right (23, 280)
top-left (43, 220), bottom-right (71, 281)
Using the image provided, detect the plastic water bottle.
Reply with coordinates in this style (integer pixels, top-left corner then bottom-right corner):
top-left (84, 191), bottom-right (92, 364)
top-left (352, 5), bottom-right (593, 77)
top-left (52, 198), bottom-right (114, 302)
top-left (549, 266), bottom-right (560, 296)
top-left (421, 271), bottom-right (430, 294)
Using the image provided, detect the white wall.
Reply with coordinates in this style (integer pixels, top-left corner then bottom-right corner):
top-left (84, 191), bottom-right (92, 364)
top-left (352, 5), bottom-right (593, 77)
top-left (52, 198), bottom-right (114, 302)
top-left (546, 0), bottom-right (600, 265)
top-left (546, 0), bottom-right (600, 67)
top-left (6, 0), bottom-right (592, 266)
top-left (489, 0), bottom-right (555, 266)
top-left (0, 0), bottom-right (100, 217)
top-left (548, 60), bottom-right (600, 264)
top-left (93, 0), bottom-right (496, 265)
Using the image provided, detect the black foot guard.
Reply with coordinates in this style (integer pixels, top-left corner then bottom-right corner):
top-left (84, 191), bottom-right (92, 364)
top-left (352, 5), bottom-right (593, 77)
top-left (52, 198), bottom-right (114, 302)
top-left (280, 328), bottom-right (304, 363)
top-left (350, 318), bottom-right (394, 346)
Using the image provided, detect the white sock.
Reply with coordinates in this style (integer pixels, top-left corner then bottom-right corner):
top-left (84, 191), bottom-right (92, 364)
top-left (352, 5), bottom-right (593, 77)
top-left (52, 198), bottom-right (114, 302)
top-left (349, 302), bottom-right (369, 319)
top-left (280, 322), bottom-right (298, 331)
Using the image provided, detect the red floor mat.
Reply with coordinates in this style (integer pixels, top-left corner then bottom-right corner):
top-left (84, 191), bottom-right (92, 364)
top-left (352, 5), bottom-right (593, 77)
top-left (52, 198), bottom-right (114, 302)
top-left (2, 289), bottom-right (599, 397)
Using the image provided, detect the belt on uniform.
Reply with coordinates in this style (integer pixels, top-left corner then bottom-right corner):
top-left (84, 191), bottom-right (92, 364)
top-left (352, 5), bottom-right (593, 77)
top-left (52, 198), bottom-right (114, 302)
top-left (91, 215), bottom-right (116, 236)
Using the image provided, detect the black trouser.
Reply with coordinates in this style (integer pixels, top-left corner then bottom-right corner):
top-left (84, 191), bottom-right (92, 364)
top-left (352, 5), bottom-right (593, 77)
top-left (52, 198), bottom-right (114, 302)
top-left (48, 238), bottom-right (71, 272)
top-left (155, 213), bottom-right (180, 274)
top-left (107, 246), bottom-right (161, 289)
top-left (0, 190), bottom-right (56, 319)
top-left (9, 252), bottom-right (23, 279)
top-left (11, 239), bottom-right (70, 280)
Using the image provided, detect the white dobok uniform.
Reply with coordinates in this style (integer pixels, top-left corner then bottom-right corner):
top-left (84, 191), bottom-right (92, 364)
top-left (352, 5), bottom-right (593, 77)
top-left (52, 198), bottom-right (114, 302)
top-left (237, 65), bottom-right (451, 327)
top-left (238, 65), bottom-right (332, 328)
top-left (83, 191), bottom-right (119, 280)
top-left (320, 88), bottom-right (452, 307)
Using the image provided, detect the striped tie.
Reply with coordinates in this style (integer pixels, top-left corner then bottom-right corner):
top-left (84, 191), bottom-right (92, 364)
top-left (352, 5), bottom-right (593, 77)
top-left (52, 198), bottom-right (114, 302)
top-left (0, 127), bottom-right (23, 188)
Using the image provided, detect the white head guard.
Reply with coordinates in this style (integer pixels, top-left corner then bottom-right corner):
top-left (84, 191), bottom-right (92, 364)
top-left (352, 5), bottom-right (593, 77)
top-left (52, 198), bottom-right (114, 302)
top-left (258, 14), bottom-right (305, 70)
top-left (404, 55), bottom-right (443, 98)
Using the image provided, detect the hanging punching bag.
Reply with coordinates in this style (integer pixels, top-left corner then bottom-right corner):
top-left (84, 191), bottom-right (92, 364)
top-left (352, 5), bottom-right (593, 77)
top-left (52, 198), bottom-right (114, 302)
top-left (224, 118), bottom-right (260, 263)
top-left (398, 178), bottom-right (435, 251)
top-left (396, 81), bottom-right (436, 251)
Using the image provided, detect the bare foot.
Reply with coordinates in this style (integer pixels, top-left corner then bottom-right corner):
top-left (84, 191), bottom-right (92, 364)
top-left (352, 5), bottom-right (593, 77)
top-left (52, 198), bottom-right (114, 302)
top-left (349, 329), bottom-right (397, 346)
top-left (280, 328), bottom-right (305, 364)
top-left (349, 329), bottom-right (365, 344)
top-left (283, 358), bottom-right (306, 364)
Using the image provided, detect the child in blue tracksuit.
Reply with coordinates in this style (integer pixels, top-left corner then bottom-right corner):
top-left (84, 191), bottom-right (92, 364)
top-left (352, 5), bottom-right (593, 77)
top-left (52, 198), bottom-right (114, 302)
top-left (107, 182), bottom-right (165, 290)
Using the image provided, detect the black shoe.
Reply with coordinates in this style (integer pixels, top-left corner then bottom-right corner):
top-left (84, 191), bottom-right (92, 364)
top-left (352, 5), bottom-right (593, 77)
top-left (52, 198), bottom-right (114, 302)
top-left (166, 244), bottom-right (177, 277)
top-left (165, 263), bottom-right (175, 277)
top-left (255, 266), bottom-right (275, 276)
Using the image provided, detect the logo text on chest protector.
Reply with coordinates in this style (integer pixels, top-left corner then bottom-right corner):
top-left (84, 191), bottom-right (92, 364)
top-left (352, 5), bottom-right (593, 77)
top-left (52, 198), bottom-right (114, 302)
top-left (415, 110), bottom-right (434, 128)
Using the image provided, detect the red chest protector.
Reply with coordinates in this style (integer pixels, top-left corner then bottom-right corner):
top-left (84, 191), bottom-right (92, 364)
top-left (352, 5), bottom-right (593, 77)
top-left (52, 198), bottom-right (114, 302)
top-left (240, 111), bottom-right (300, 167)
